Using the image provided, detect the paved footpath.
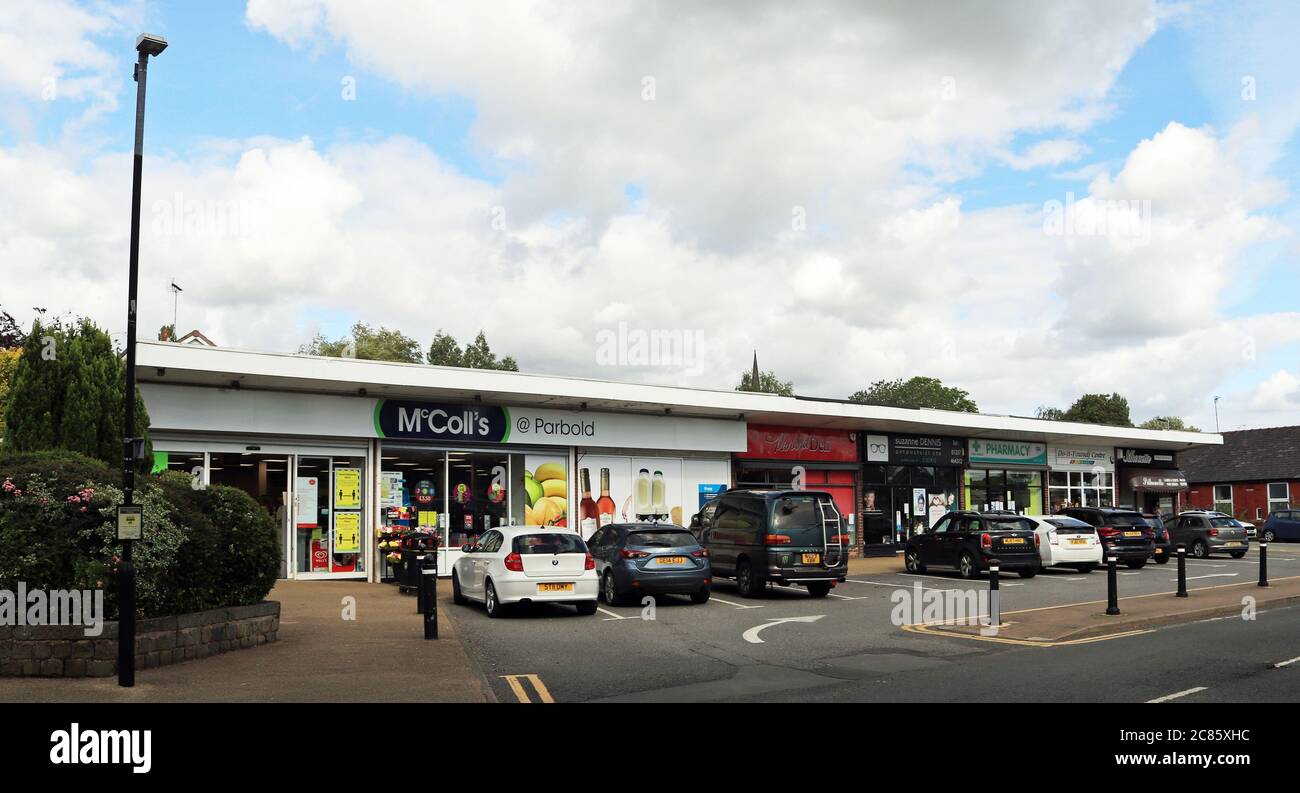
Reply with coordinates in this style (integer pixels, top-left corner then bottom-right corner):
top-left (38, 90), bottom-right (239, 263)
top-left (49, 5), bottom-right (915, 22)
top-left (0, 580), bottom-right (495, 703)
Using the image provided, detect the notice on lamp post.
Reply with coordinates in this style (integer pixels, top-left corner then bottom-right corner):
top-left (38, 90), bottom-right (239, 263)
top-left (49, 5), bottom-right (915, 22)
top-left (117, 505), bottom-right (143, 541)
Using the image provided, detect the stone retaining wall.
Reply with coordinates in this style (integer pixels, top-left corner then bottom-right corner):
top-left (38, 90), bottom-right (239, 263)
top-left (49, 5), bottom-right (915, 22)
top-left (0, 601), bottom-right (279, 677)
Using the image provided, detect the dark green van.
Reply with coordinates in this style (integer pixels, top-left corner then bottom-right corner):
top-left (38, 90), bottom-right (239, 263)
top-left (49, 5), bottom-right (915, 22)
top-left (698, 490), bottom-right (849, 598)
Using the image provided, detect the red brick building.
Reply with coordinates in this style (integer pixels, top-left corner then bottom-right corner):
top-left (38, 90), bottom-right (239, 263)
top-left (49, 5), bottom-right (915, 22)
top-left (1181, 426), bottom-right (1299, 523)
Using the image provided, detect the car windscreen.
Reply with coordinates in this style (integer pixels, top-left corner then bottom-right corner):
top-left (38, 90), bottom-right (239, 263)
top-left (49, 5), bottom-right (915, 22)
top-left (1209, 517), bottom-right (1239, 529)
top-left (983, 517), bottom-right (1034, 533)
top-left (769, 495), bottom-right (836, 546)
top-left (627, 530), bottom-right (697, 548)
top-left (512, 534), bottom-right (588, 554)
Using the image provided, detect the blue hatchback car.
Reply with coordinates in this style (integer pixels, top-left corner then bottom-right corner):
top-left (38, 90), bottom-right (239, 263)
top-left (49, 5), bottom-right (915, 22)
top-left (587, 523), bottom-right (711, 605)
top-left (1260, 509), bottom-right (1300, 543)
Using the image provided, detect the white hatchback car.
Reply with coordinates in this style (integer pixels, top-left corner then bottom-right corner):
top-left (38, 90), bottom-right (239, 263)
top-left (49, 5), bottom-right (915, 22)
top-left (1028, 515), bottom-right (1104, 572)
top-left (451, 527), bottom-right (599, 617)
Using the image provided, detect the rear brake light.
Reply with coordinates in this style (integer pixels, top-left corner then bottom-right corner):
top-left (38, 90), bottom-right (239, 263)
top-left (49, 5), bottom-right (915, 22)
top-left (504, 552), bottom-right (523, 572)
top-left (765, 534), bottom-right (793, 545)
top-left (1097, 526), bottom-right (1119, 538)
top-left (585, 552), bottom-right (595, 570)
top-left (690, 548), bottom-right (709, 558)
top-left (830, 534), bottom-right (852, 544)
top-left (620, 548), bottom-right (649, 559)
top-left (1144, 528), bottom-right (1155, 539)
top-left (1034, 532), bottom-right (1041, 548)
top-left (980, 533), bottom-right (992, 550)
top-left (1208, 528), bottom-right (1219, 537)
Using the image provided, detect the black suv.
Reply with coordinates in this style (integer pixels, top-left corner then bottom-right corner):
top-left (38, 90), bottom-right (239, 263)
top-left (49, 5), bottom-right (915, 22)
top-left (1055, 507), bottom-right (1154, 568)
top-left (904, 511), bottom-right (1041, 579)
top-left (697, 490), bottom-right (849, 598)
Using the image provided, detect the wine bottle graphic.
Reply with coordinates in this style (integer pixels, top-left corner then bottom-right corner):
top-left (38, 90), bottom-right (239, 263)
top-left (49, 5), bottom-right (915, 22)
top-left (596, 468), bottom-right (616, 527)
top-left (579, 467), bottom-right (599, 536)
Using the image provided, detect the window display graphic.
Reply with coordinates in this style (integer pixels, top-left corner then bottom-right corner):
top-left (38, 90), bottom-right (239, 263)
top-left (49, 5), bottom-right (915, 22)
top-left (334, 468), bottom-right (361, 509)
top-left (523, 456), bottom-right (568, 527)
top-left (412, 480), bottom-right (437, 506)
top-left (577, 456), bottom-right (684, 535)
top-left (295, 476), bottom-right (319, 528)
top-left (334, 511), bottom-right (361, 554)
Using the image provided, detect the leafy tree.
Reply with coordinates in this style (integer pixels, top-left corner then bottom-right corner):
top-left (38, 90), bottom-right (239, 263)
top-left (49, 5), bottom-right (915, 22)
top-left (1062, 393), bottom-right (1133, 427)
top-left (426, 330), bottom-right (463, 367)
top-left (1140, 415), bottom-right (1201, 432)
top-left (1034, 405), bottom-right (1066, 421)
top-left (1, 318), bottom-right (151, 468)
top-left (736, 368), bottom-right (794, 396)
top-left (0, 347), bottom-right (20, 442)
top-left (0, 307), bottom-right (25, 348)
top-left (849, 376), bottom-right (978, 412)
top-left (427, 329), bottom-right (518, 371)
top-left (299, 322), bottom-right (424, 364)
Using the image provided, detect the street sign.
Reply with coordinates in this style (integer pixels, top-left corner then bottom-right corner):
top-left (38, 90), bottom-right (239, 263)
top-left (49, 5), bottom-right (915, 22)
top-left (116, 505), bottom-right (143, 541)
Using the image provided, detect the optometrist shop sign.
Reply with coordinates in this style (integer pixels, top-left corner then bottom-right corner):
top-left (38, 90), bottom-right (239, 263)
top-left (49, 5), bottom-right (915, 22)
top-left (968, 438), bottom-right (1048, 466)
top-left (372, 399), bottom-right (744, 452)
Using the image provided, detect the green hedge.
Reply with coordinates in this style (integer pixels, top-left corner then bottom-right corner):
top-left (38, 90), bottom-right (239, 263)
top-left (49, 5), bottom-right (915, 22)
top-left (0, 451), bottom-right (280, 619)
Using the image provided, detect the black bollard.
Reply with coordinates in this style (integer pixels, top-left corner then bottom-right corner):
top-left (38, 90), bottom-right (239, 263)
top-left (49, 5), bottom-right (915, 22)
top-left (1105, 553), bottom-right (1120, 615)
top-left (1259, 542), bottom-right (1269, 588)
top-left (422, 554), bottom-right (439, 640)
top-left (117, 557), bottom-right (136, 687)
top-left (987, 559), bottom-right (1000, 629)
top-left (1176, 544), bottom-right (1188, 598)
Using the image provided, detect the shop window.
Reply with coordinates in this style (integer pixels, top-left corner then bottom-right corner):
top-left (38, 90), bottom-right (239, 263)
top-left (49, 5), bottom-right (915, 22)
top-left (1268, 482), bottom-right (1291, 514)
top-left (1213, 484), bottom-right (1233, 516)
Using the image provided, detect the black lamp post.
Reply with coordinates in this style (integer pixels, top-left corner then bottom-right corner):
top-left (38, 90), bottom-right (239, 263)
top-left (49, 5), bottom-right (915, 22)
top-left (119, 32), bottom-right (167, 689)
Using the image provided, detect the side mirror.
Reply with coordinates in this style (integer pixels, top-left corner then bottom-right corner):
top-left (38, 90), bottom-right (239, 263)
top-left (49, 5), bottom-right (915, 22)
top-left (689, 514), bottom-right (701, 529)
top-left (461, 544), bottom-right (473, 553)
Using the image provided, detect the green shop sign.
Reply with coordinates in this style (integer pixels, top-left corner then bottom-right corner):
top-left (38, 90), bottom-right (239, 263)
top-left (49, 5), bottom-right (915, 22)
top-left (968, 438), bottom-right (1047, 465)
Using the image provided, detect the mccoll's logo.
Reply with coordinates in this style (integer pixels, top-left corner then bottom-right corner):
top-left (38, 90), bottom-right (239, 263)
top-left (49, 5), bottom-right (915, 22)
top-left (375, 400), bottom-right (509, 441)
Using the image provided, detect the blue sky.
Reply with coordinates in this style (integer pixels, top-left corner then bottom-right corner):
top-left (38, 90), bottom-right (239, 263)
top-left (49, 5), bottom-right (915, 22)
top-left (3, 1), bottom-right (1298, 430)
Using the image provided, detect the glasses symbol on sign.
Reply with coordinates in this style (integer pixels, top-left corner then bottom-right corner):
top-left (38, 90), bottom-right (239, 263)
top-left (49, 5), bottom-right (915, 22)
top-left (869, 443), bottom-right (887, 454)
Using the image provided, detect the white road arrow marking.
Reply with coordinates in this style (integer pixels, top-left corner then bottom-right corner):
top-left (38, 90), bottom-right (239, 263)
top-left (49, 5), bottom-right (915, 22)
top-left (742, 615), bottom-right (825, 644)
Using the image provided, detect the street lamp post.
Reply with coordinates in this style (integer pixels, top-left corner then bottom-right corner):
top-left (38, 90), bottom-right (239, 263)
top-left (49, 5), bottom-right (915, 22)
top-left (119, 32), bottom-right (167, 689)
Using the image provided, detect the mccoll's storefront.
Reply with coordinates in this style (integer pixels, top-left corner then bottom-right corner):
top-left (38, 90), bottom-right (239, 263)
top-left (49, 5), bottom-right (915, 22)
top-left (142, 382), bottom-right (740, 581)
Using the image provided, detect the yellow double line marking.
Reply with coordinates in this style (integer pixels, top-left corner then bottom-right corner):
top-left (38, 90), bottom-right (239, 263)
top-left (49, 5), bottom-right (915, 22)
top-left (500, 674), bottom-right (555, 703)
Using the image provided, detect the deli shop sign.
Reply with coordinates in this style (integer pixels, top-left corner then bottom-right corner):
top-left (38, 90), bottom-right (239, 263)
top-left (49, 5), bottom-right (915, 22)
top-left (738, 424), bottom-right (858, 462)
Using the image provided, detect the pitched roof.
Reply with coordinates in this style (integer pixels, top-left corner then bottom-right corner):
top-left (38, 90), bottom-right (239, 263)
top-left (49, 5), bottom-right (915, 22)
top-left (1180, 426), bottom-right (1300, 483)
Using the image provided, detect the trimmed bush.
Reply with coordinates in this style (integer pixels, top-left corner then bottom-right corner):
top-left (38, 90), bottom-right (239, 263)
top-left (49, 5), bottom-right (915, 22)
top-left (0, 451), bottom-right (280, 618)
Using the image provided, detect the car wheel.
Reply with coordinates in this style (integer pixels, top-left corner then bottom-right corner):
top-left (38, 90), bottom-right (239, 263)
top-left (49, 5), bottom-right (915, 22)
top-left (904, 548), bottom-right (926, 573)
top-left (1154, 555), bottom-right (1170, 564)
top-left (689, 587), bottom-right (711, 604)
top-left (958, 552), bottom-right (978, 580)
top-left (1018, 567), bottom-right (1038, 579)
top-left (1192, 540), bottom-right (1210, 559)
top-left (1125, 559), bottom-right (1146, 569)
top-left (451, 571), bottom-right (468, 605)
top-left (484, 579), bottom-right (503, 618)
top-left (807, 582), bottom-right (831, 598)
top-left (1076, 564), bottom-right (1096, 573)
top-left (1263, 529), bottom-right (1276, 543)
top-left (602, 571), bottom-right (624, 606)
top-left (736, 559), bottom-right (761, 598)
top-left (575, 600), bottom-right (598, 616)
top-left (1230, 551), bottom-right (1247, 559)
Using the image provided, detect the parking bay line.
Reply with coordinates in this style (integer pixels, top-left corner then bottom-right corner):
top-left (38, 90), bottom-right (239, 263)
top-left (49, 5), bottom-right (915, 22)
top-left (1146, 686), bottom-right (1207, 703)
top-left (1173, 573), bottom-right (1239, 582)
top-left (1274, 655), bottom-right (1300, 669)
top-left (597, 606), bottom-right (628, 620)
top-left (707, 595), bottom-right (765, 610)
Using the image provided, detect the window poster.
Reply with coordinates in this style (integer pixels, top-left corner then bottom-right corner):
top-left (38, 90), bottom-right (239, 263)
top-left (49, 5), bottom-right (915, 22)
top-left (333, 511), bottom-right (361, 554)
top-left (522, 454), bottom-right (568, 527)
top-left (334, 468), bottom-right (361, 509)
top-left (380, 471), bottom-right (405, 509)
top-left (295, 476), bottom-right (319, 528)
top-left (576, 455), bottom-right (685, 538)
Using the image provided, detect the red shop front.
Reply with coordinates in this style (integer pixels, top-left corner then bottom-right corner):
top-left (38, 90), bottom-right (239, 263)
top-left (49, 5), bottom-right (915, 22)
top-left (733, 424), bottom-right (860, 551)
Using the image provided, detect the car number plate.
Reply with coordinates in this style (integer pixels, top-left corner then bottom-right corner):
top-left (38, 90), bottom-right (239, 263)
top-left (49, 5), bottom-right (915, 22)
top-left (801, 553), bottom-right (821, 565)
top-left (1154, 547), bottom-right (1163, 554)
top-left (1123, 531), bottom-right (1143, 537)
top-left (1068, 538), bottom-right (1088, 545)
top-left (1001, 537), bottom-right (1026, 545)
top-left (1224, 541), bottom-right (1242, 548)
top-left (656, 556), bottom-right (687, 565)
top-left (537, 583), bottom-right (574, 593)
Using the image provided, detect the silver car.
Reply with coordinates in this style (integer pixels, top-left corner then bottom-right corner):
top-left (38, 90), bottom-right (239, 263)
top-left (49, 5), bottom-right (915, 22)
top-left (1167, 513), bottom-right (1250, 559)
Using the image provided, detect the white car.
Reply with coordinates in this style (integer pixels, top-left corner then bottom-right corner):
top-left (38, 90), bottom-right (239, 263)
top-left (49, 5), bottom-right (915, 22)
top-left (451, 527), bottom-right (599, 617)
top-left (1028, 515), bottom-right (1104, 572)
